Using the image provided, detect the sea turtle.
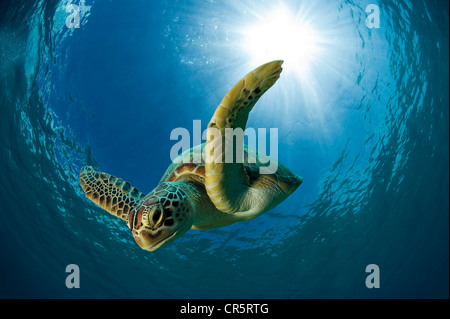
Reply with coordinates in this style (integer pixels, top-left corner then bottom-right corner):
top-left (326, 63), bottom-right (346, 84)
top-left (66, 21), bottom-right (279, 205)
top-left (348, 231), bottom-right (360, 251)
top-left (79, 60), bottom-right (303, 251)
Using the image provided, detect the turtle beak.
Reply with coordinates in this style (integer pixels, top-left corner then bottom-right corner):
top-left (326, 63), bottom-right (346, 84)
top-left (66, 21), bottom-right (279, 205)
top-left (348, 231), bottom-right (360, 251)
top-left (133, 225), bottom-right (183, 251)
top-left (145, 230), bottom-right (179, 251)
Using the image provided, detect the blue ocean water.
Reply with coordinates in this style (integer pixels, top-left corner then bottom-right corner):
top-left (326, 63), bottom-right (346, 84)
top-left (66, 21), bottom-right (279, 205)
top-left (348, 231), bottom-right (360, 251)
top-left (0, 0), bottom-right (448, 299)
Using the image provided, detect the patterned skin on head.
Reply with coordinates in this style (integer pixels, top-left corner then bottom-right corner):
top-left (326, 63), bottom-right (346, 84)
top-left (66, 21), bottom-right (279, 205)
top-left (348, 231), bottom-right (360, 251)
top-left (126, 183), bottom-right (193, 251)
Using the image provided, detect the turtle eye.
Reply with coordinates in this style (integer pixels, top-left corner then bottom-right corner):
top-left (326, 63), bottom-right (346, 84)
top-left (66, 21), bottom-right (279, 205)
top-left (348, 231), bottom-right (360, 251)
top-left (152, 209), bottom-right (163, 225)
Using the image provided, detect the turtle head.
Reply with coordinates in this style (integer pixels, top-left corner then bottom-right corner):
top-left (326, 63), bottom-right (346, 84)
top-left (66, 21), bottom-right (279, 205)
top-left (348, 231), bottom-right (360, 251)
top-left (127, 183), bottom-right (193, 251)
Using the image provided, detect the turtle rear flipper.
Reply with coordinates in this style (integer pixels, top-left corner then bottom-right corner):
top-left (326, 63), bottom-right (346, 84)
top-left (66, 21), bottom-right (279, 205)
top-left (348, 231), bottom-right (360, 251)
top-left (79, 166), bottom-right (145, 221)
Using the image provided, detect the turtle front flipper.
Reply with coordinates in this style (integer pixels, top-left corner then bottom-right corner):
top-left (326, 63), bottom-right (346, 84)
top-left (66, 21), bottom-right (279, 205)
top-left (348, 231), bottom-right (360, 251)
top-left (205, 60), bottom-right (283, 213)
top-left (79, 166), bottom-right (145, 221)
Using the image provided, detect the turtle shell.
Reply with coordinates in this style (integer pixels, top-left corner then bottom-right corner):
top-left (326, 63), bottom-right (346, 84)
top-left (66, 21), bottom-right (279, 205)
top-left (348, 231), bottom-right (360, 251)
top-left (159, 143), bottom-right (302, 194)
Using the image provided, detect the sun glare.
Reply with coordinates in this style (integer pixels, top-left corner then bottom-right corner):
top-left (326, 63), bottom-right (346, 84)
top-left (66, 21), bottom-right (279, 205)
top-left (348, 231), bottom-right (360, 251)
top-left (241, 6), bottom-right (323, 78)
top-left (176, 0), bottom-right (357, 135)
